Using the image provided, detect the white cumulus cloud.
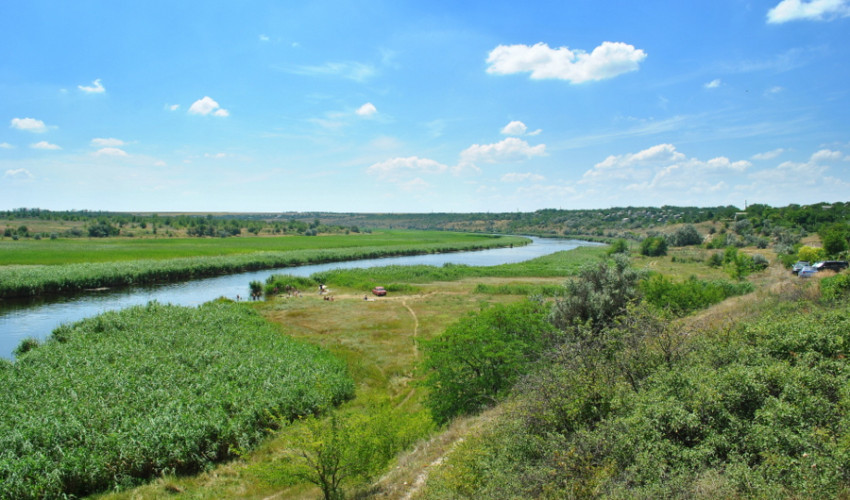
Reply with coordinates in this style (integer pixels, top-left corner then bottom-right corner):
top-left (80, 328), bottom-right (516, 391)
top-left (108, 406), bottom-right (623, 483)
top-left (10, 117), bottom-right (48, 133)
top-left (460, 137), bottom-right (546, 164)
top-left (501, 121), bottom-right (528, 136)
top-left (91, 137), bottom-right (125, 147)
top-left (356, 102), bottom-right (378, 117)
top-left (705, 79), bottom-right (722, 89)
top-left (486, 41), bottom-right (647, 83)
top-left (78, 78), bottom-right (105, 93)
top-left (30, 141), bottom-right (61, 150)
top-left (188, 96), bottom-right (229, 117)
top-left (0, 142), bottom-right (13, 149)
top-left (582, 144), bottom-right (751, 199)
top-left (94, 147), bottom-right (128, 156)
top-left (767, 0), bottom-right (850, 23)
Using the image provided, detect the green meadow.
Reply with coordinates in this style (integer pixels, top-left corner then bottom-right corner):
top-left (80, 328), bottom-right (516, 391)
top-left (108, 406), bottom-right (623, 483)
top-left (0, 231), bottom-right (528, 298)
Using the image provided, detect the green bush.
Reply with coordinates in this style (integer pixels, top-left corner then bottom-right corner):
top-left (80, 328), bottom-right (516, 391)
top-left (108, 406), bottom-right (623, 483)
top-left (667, 225), bottom-right (703, 247)
top-left (640, 236), bottom-right (668, 256)
top-left (639, 274), bottom-right (754, 316)
top-left (821, 272), bottom-right (850, 300)
top-left (549, 255), bottom-right (644, 334)
top-left (421, 300), bottom-right (556, 424)
top-left (607, 238), bottom-right (629, 255)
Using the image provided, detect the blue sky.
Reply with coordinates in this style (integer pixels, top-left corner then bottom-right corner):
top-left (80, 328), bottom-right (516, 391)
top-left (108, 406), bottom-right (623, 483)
top-left (1, 1), bottom-right (849, 213)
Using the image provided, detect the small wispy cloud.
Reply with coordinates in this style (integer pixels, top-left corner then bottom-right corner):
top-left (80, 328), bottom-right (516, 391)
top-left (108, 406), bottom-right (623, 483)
top-left (4, 168), bottom-right (32, 180)
top-left (752, 148), bottom-right (786, 160)
top-left (94, 147), bottom-right (128, 156)
top-left (289, 61), bottom-right (376, 82)
top-left (501, 172), bottom-right (545, 182)
top-left (0, 142), bottom-right (13, 149)
top-left (31, 141), bottom-right (61, 150)
top-left (705, 78), bottom-right (722, 89)
top-left (259, 34), bottom-right (270, 42)
top-left (91, 138), bottom-right (125, 147)
top-left (10, 117), bottom-right (48, 133)
top-left (166, 104), bottom-right (180, 111)
top-left (78, 78), bottom-right (105, 94)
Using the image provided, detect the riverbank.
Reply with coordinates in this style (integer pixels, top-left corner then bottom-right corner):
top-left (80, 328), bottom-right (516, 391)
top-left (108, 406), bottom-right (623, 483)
top-left (0, 232), bottom-right (529, 299)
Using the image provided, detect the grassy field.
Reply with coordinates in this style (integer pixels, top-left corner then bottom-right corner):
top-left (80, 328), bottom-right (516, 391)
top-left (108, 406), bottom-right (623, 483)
top-left (0, 231), bottom-right (528, 298)
top-left (0, 230), bottom-right (523, 265)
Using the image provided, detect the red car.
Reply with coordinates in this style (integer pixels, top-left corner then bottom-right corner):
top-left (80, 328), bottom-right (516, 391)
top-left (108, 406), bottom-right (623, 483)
top-left (372, 286), bottom-right (387, 296)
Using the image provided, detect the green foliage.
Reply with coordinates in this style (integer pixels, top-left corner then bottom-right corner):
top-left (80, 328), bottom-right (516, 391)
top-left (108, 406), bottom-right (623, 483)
top-left (421, 301), bottom-right (556, 424)
top-left (549, 255), bottom-right (644, 334)
top-left (820, 224), bottom-right (850, 257)
top-left (286, 399), bottom-right (433, 499)
top-left (798, 245), bottom-right (827, 264)
top-left (726, 251), bottom-right (770, 280)
top-left (607, 238), bottom-right (629, 255)
top-left (308, 246), bottom-right (605, 291)
top-left (0, 302), bottom-right (354, 499)
top-left (639, 274), bottom-right (754, 316)
top-left (821, 272), bottom-right (850, 300)
top-left (473, 282), bottom-right (563, 297)
top-left (706, 251), bottom-right (723, 267)
top-left (425, 301), bottom-right (850, 499)
top-left (12, 337), bottom-right (40, 357)
top-left (640, 235), bottom-right (668, 256)
top-left (666, 224), bottom-right (703, 247)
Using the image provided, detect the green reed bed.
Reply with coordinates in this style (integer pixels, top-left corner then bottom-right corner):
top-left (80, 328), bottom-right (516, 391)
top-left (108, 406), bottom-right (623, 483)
top-left (266, 246), bottom-right (606, 293)
top-left (0, 234), bottom-right (529, 298)
top-left (0, 301), bottom-right (354, 499)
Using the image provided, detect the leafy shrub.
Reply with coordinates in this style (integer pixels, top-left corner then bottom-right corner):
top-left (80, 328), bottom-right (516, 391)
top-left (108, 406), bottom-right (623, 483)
top-left (798, 245), bottom-right (826, 263)
top-left (706, 252), bottom-right (723, 267)
top-left (607, 238), bottom-right (629, 255)
top-left (549, 255), bottom-right (644, 334)
top-left (639, 274), bottom-right (754, 316)
top-left (640, 236), bottom-right (668, 256)
top-left (666, 225), bottom-right (703, 247)
top-left (821, 272), bottom-right (850, 300)
top-left (421, 301), bottom-right (556, 424)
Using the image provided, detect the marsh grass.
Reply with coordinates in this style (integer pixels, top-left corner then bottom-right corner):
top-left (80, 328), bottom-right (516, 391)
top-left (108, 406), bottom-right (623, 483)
top-left (0, 232), bottom-right (529, 298)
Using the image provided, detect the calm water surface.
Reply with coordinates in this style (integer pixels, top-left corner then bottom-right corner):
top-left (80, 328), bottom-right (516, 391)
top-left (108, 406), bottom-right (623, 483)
top-left (0, 237), bottom-right (598, 358)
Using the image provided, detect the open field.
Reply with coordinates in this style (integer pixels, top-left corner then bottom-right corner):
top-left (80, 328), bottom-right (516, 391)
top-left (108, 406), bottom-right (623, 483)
top-left (0, 231), bottom-right (528, 298)
top-left (0, 231), bottom-right (524, 266)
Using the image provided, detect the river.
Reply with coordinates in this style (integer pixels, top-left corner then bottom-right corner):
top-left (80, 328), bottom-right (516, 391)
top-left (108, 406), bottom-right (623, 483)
top-left (0, 237), bottom-right (598, 358)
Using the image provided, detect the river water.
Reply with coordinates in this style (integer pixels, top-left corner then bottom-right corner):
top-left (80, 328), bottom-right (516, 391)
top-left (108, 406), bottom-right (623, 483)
top-left (0, 237), bottom-right (598, 358)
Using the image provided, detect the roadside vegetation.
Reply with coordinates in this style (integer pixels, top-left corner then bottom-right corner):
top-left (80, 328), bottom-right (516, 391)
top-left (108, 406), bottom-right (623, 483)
top-left (0, 301), bottom-right (353, 499)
